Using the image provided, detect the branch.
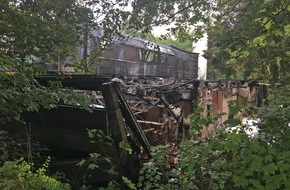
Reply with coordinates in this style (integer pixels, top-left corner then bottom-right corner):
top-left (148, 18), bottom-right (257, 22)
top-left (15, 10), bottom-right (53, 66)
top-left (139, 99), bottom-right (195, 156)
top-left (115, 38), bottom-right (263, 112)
top-left (159, 1), bottom-right (199, 25)
top-left (218, 0), bottom-right (242, 18)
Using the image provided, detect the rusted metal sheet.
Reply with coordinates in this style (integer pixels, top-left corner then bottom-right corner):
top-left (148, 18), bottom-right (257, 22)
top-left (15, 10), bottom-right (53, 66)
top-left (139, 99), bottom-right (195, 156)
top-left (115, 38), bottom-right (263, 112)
top-left (222, 95), bottom-right (237, 123)
top-left (195, 80), bottom-right (266, 139)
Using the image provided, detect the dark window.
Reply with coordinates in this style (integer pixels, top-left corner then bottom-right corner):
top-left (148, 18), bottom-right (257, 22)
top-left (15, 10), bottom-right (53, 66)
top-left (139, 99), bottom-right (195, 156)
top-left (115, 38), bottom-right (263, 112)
top-left (160, 53), bottom-right (166, 64)
top-left (144, 50), bottom-right (155, 62)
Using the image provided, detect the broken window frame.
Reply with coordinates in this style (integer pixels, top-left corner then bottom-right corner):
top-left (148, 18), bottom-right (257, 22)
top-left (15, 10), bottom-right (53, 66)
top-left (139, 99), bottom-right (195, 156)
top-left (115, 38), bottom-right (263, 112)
top-left (137, 48), bottom-right (157, 64)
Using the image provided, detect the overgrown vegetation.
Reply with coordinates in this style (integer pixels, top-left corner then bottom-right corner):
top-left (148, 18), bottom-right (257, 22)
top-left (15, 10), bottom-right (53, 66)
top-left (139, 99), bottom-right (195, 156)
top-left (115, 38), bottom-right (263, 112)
top-left (0, 158), bottom-right (71, 190)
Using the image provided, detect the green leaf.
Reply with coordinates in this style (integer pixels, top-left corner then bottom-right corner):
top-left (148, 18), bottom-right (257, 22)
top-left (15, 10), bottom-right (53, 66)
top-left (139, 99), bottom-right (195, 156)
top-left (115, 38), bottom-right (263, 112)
top-left (233, 175), bottom-right (248, 187)
top-left (88, 164), bottom-right (99, 170)
top-left (119, 141), bottom-right (132, 154)
top-left (249, 179), bottom-right (263, 189)
top-left (122, 176), bottom-right (136, 190)
top-left (106, 166), bottom-right (118, 176)
top-left (264, 163), bottom-right (278, 175)
top-left (251, 155), bottom-right (262, 172)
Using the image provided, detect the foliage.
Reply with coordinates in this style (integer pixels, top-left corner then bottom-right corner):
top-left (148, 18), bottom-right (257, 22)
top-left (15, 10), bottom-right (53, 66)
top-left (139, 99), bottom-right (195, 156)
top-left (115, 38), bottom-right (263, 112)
top-left (137, 162), bottom-right (163, 190)
top-left (146, 34), bottom-right (194, 52)
top-left (77, 129), bottom-right (114, 171)
top-left (119, 141), bottom-right (133, 155)
top-left (76, 129), bottom-right (122, 189)
top-left (134, 145), bottom-right (174, 190)
top-left (0, 0), bottom-right (94, 124)
top-left (0, 71), bottom-right (92, 123)
top-left (0, 0), bottom-right (90, 65)
top-left (206, 0), bottom-right (290, 83)
top-left (256, 85), bottom-right (290, 150)
top-left (97, 181), bottom-right (120, 190)
top-left (178, 88), bottom-right (290, 189)
top-left (0, 158), bottom-right (71, 190)
top-left (176, 128), bottom-right (290, 189)
top-left (122, 176), bottom-right (137, 190)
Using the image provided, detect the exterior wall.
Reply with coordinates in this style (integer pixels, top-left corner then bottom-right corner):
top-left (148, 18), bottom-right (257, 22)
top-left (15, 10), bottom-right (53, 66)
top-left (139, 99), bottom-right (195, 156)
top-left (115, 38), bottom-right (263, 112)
top-left (198, 83), bottom-right (264, 139)
top-left (98, 42), bottom-right (199, 79)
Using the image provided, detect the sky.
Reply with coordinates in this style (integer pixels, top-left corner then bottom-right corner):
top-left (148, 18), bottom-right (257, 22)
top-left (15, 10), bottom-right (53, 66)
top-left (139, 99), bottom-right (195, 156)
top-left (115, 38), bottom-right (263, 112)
top-left (193, 35), bottom-right (207, 80)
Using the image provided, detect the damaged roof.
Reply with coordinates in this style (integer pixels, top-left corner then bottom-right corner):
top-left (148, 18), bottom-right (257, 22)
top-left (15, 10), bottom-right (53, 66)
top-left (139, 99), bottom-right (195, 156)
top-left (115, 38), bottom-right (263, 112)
top-left (112, 36), bottom-right (199, 58)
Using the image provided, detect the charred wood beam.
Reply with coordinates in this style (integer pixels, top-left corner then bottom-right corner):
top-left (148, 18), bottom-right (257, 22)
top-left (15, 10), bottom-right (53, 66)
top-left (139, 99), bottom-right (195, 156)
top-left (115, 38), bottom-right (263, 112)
top-left (112, 82), bottom-right (151, 157)
top-left (100, 82), bottom-right (129, 165)
top-left (124, 92), bottom-right (153, 105)
top-left (192, 81), bottom-right (200, 111)
top-left (160, 95), bottom-right (183, 138)
top-left (137, 120), bottom-right (164, 127)
top-left (160, 95), bottom-right (180, 122)
top-left (143, 97), bottom-right (160, 106)
top-left (171, 79), bottom-right (256, 90)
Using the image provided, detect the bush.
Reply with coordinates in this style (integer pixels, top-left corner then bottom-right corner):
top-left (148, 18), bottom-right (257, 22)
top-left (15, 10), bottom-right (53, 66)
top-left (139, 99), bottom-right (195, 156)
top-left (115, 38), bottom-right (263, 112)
top-left (0, 158), bottom-right (71, 190)
top-left (177, 129), bottom-right (290, 189)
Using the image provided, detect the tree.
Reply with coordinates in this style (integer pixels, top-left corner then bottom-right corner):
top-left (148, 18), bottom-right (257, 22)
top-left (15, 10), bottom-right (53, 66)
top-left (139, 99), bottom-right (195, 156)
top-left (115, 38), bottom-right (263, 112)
top-left (206, 0), bottom-right (290, 83)
top-left (0, 0), bottom-right (92, 123)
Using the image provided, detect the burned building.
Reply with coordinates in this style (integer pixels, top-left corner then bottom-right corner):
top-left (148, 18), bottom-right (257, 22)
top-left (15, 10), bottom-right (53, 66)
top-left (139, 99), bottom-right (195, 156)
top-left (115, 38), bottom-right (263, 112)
top-left (1, 27), bottom-right (268, 187)
top-left (75, 27), bottom-right (199, 79)
top-left (98, 37), bottom-right (199, 79)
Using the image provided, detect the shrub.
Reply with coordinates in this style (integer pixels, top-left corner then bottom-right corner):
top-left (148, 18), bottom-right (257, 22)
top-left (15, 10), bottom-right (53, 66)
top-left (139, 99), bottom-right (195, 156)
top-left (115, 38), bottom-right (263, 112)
top-left (0, 158), bottom-right (71, 190)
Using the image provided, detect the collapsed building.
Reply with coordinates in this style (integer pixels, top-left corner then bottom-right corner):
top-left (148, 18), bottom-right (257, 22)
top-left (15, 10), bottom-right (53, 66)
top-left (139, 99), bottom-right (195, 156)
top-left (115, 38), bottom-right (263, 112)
top-left (1, 29), bottom-right (266, 185)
